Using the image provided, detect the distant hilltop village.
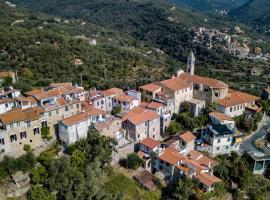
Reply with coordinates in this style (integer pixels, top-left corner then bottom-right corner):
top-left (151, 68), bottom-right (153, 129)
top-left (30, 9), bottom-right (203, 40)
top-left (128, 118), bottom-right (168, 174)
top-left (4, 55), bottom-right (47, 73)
top-left (0, 52), bottom-right (269, 194)
top-left (192, 26), bottom-right (270, 62)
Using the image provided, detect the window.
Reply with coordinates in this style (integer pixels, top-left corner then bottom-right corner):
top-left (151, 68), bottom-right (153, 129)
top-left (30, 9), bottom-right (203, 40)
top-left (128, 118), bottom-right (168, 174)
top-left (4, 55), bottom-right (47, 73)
top-left (5, 103), bottom-right (8, 108)
top-left (26, 121), bottom-right (31, 128)
top-left (56, 109), bottom-right (59, 115)
top-left (216, 147), bottom-right (220, 150)
top-left (17, 122), bottom-right (20, 127)
top-left (33, 128), bottom-right (40, 135)
top-left (226, 146), bottom-right (229, 149)
top-left (10, 123), bottom-right (14, 128)
top-left (227, 137), bottom-right (231, 142)
top-left (217, 139), bottom-right (221, 143)
top-left (215, 93), bottom-right (219, 97)
top-left (10, 134), bottom-right (17, 142)
top-left (137, 134), bottom-right (140, 139)
top-left (76, 104), bottom-right (79, 109)
top-left (101, 100), bottom-right (104, 105)
top-left (0, 138), bottom-right (4, 145)
top-left (153, 128), bottom-right (155, 132)
top-left (230, 107), bottom-right (233, 112)
top-left (65, 106), bottom-right (69, 111)
top-left (20, 131), bottom-right (27, 139)
top-left (41, 121), bottom-right (48, 128)
top-left (97, 101), bottom-right (99, 106)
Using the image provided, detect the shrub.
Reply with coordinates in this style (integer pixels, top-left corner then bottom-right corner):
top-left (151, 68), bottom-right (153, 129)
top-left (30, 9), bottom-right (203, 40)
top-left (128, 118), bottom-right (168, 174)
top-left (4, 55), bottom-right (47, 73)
top-left (111, 106), bottom-right (121, 115)
top-left (23, 144), bottom-right (31, 151)
top-left (120, 153), bottom-right (143, 170)
top-left (41, 127), bottom-right (51, 140)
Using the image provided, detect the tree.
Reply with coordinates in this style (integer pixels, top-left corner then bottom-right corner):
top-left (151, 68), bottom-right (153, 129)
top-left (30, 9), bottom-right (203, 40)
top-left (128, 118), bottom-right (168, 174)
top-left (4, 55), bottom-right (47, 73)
top-left (21, 67), bottom-right (33, 79)
top-left (205, 102), bottom-right (218, 114)
top-left (31, 165), bottom-right (48, 184)
top-left (67, 128), bottom-right (117, 165)
top-left (71, 150), bottom-right (86, 171)
top-left (172, 177), bottom-right (193, 200)
top-left (111, 106), bottom-right (121, 115)
top-left (41, 127), bottom-right (51, 140)
top-left (121, 153), bottom-right (143, 170)
top-left (27, 185), bottom-right (56, 200)
top-left (167, 121), bottom-right (181, 136)
top-left (2, 76), bottom-right (13, 86)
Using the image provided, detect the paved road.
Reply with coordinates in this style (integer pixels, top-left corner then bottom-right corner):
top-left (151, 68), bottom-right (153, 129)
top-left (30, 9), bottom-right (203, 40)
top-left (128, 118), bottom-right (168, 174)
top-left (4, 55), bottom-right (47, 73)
top-left (240, 116), bottom-right (270, 152)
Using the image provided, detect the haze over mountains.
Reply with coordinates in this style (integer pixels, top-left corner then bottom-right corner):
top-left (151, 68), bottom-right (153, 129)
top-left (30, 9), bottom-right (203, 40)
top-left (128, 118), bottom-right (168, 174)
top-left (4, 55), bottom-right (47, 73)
top-left (170, 0), bottom-right (248, 12)
top-left (229, 0), bottom-right (270, 26)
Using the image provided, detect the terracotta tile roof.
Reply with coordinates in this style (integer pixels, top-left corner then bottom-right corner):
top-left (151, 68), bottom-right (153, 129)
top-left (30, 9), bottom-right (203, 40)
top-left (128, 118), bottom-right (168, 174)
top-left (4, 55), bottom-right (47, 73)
top-left (102, 87), bottom-right (123, 97)
top-left (186, 150), bottom-right (217, 169)
top-left (113, 94), bottom-right (135, 103)
top-left (197, 172), bottom-right (222, 187)
top-left (137, 150), bottom-right (145, 159)
top-left (126, 110), bottom-right (159, 126)
top-left (33, 90), bottom-right (63, 100)
top-left (159, 148), bottom-right (183, 165)
top-left (264, 88), bottom-right (270, 94)
top-left (49, 82), bottom-right (73, 88)
top-left (217, 90), bottom-right (260, 108)
top-left (178, 73), bottom-right (228, 89)
top-left (63, 87), bottom-right (85, 95)
top-left (61, 108), bottom-right (105, 126)
top-left (0, 71), bottom-right (14, 78)
top-left (56, 97), bottom-right (68, 106)
top-left (134, 170), bottom-right (155, 190)
top-left (209, 112), bottom-right (234, 122)
top-left (140, 137), bottom-right (160, 149)
top-left (139, 102), bottom-right (150, 108)
top-left (0, 106), bottom-right (45, 125)
top-left (24, 89), bottom-right (43, 96)
top-left (179, 131), bottom-right (196, 143)
top-left (176, 164), bottom-right (192, 173)
top-left (81, 100), bottom-right (92, 111)
top-left (148, 102), bottom-right (165, 110)
top-left (161, 78), bottom-right (192, 92)
top-left (139, 83), bottom-right (161, 93)
top-left (121, 106), bottom-right (147, 121)
top-left (0, 98), bottom-right (15, 104)
top-left (94, 117), bottom-right (119, 132)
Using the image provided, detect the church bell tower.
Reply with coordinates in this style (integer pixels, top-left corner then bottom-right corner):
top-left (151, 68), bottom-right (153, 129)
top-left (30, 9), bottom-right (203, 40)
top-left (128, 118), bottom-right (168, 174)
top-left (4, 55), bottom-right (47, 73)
top-left (187, 51), bottom-right (195, 75)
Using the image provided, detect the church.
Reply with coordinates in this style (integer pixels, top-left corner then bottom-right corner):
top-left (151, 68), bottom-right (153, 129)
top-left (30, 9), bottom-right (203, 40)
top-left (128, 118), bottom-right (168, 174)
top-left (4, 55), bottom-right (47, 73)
top-left (177, 51), bottom-right (229, 105)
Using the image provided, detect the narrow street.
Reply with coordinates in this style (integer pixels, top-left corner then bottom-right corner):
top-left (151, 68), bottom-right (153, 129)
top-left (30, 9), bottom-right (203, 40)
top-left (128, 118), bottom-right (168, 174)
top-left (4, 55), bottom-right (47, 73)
top-left (240, 116), bottom-right (270, 152)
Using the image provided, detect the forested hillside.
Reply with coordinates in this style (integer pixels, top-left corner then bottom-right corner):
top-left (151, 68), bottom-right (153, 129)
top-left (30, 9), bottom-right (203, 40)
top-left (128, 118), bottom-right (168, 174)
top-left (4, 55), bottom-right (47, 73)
top-left (0, 0), bottom-right (269, 95)
top-left (1, 0), bottom-right (236, 90)
top-left (229, 0), bottom-right (270, 25)
top-left (170, 0), bottom-right (248, 12)
top-left (0, 2), bottom-right (186, 91)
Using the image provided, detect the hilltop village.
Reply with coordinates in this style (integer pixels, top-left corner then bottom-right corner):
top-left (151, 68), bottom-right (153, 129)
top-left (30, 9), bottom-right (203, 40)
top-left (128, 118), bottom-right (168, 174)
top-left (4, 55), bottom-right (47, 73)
top-left (0, 52), bottom-right (270, 197)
